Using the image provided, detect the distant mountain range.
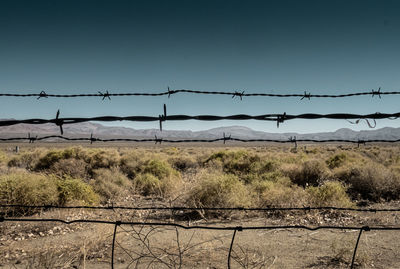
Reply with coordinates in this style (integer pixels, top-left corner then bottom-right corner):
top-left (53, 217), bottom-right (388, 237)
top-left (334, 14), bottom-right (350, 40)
top-left (1, 121), bottom-right (400, 141)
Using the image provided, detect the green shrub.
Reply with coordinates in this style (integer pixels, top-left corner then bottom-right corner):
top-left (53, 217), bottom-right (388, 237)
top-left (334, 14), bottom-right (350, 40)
top-left (91, 168), bottom-right (132, 202)
top-left (0, 172), bottom-right (59, 207)
top-left (124, 158), bottom-right (181, 197)
top-left (187, 172), bottom-right (252, 208)
top-left (134, 173), bottom-right (164, 196)
top-left (252, 176), bottom-right (307, 207)
top-left (306, 181), bottom-right (354, 207)
top-left (204, 150), bottom-right (276, 182)
top-left (0, 171), bottom-right (99, 214)
top-left (57, 177), bottom-right (99, 206)
top-left (326, 153), bottom-right (348, 169)
top-left (133, 169), bottom-right (180, 197)
top-left (141, 159), bottom-right (178, 179)
top-left (204, 150), bottom-right (255, 173)
top-left (34, 147), bottom-right (84, 170)
top-left (86, 149), bottom-right (120, 170)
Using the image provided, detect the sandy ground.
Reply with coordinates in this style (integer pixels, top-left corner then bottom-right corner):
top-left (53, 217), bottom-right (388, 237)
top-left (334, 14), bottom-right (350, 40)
top-left (1, 204), bottom-right (400, 269)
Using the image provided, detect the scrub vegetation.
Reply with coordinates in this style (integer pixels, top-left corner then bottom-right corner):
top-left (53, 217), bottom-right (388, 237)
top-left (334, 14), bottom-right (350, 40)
top-left (2, 145), bottom-right (400, 215)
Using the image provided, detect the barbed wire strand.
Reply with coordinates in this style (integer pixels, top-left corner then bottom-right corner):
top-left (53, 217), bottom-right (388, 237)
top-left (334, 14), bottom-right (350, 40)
top-left (1, 134), bottom-right (400, 147)
top-left (0, 107), bottom-right (399, 134)
top-left (1, 217), bottom-right (399, 269)
top-left (0, 87), bottom-right (396, 100)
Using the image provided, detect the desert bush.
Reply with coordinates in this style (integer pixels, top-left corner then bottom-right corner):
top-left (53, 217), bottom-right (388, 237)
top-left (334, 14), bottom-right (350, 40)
top-left (168, 155), bottom-right (198, 172)
top-left (120, 152), bottom-right (142, 178)
top-left (133, 173), bottom-right (179, 197)
top-left (34, 147), bottom-right (85, 170)
top-left (306, 181), bottom-right (354, 207)
top-left (204, 150), bottom-right (277, 182)
top-left (334, 163), bottom-right (400, 201)
top-left (140, 159), bottom-right (179, 179)
top-left (130, 158), bottom-right (181, 197)
top-left (57, 177), bottom-right (99, 206)
top-left (8, 149), bottom-right (43, 170)
top-left (86, 149), bottom-right (120, 170)
top-left (326, 153), bottom-right (348, 169)
top-left (134, 173), bottom-right (163, 196)
top-left (283, 160), bottom-right (330, 187)
top-left (34, 147), bottom-right (120, 175)
top-left (91, 168), bottom-right (132, 203)
top-left (251, 176), bottom-right (308, 207)
top-left (49, 158), bottom-right (89, 179)
top-left (0, 172), bottom-right (59, 207)
top-left (204, 150), bottom-right (254, 173)
top-left (242, 171), bottom-right (283, 184)
top-left (0, 171), bottom-right (98, 214)
top-left (187, 171), bottom-right (252, 208)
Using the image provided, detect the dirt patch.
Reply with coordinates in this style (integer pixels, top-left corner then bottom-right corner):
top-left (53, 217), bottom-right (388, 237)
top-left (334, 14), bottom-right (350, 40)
top-left (1, 204), bottom-right (400, 268)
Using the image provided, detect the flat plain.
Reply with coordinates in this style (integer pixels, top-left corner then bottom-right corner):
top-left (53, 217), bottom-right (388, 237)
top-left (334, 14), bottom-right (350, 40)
top-left (1, 143), bottom-right (400, 268)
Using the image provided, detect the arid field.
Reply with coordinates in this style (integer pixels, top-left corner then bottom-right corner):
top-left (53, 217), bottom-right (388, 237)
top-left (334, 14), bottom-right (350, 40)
top-left (1, 144), bottom-right (400, 268)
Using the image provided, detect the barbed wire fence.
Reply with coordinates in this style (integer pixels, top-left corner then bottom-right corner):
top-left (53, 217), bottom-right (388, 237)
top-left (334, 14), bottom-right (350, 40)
top-left (2, 209), bottom-right (400, 269)
top-left (0, 87), bottom-right (393, 99)
top-left (1, 91), bottom-right (400, 268)
top-left (1, 105), bottom-right (400, 134)
top-left (2, 133), bottom-right (400, 148)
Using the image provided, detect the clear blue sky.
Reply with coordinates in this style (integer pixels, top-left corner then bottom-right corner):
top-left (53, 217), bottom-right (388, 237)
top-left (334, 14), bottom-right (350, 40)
top-left (1, 0), bottom-right (400, 133)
